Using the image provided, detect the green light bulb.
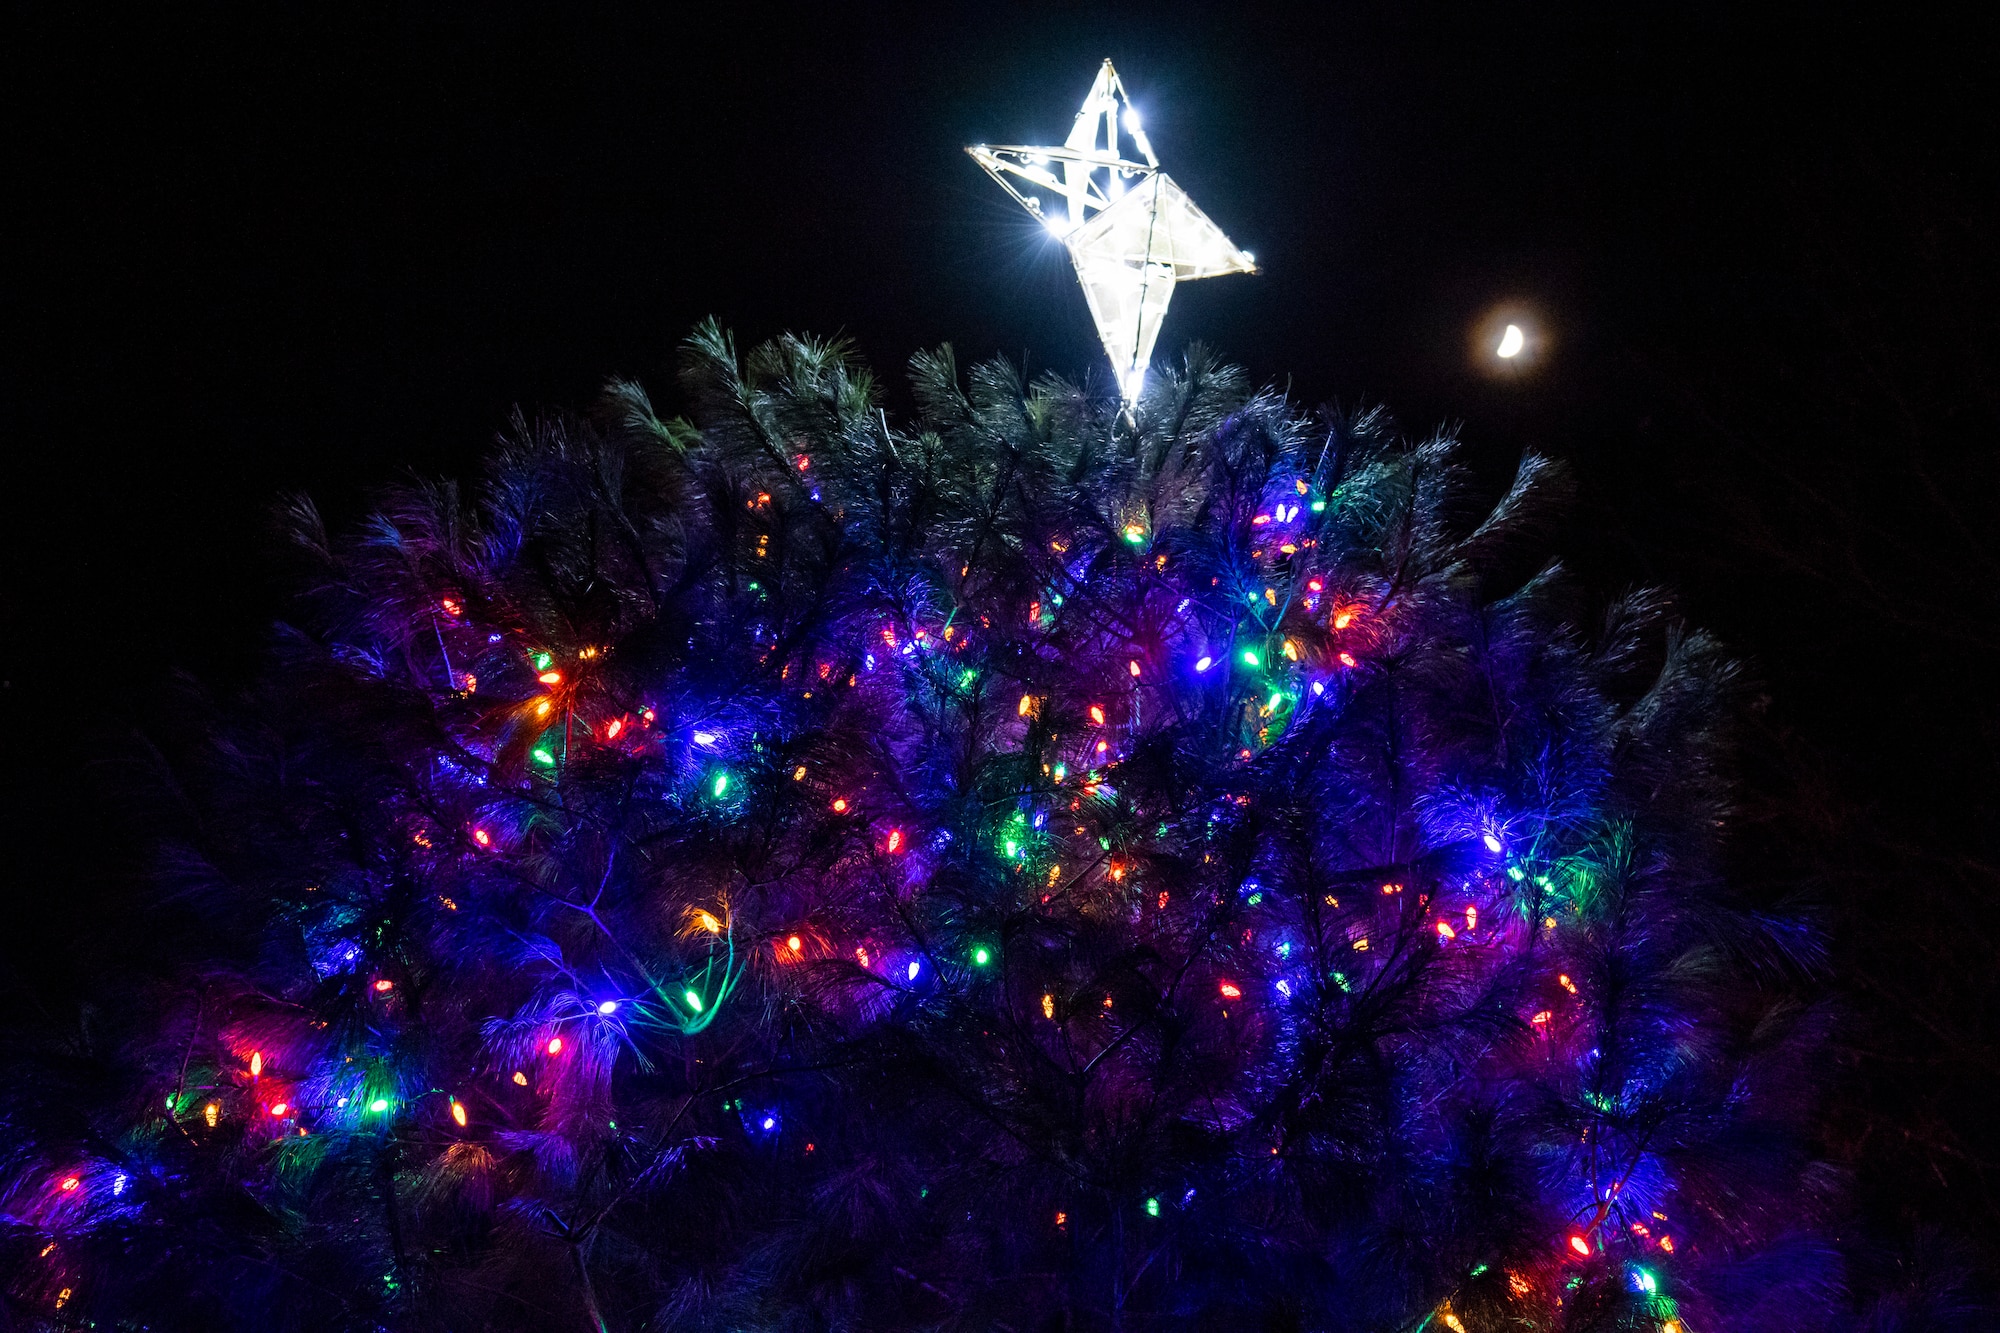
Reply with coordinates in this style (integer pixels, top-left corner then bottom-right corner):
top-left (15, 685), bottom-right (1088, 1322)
top-left (713, 772), bottom-right (730, 797)
top-left (370, 1098), bottom-right (390, 1113)
top-left (533, 748), bottom-right (555, 765)
top-left (1242, 649), bottom-right (1260, 666)
top-left (973, 947), bottom-right (992, 966)
top-left (684, 989), bottom-right (704, 1012)
top-left (1145, 1197), bottom-right (1160, 1216)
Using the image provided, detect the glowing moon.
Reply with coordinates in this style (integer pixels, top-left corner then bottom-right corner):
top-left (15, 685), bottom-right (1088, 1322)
top-left (1496, 324), bottom-right (1525, 358)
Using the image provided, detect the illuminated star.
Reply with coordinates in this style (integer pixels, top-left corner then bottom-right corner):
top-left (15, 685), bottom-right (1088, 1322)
top-left (969, 60), bottom-right (1257, 400)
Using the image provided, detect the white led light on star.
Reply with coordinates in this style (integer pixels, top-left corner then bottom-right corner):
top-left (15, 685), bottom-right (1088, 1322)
top-left (968, 61), bottom-right (1257, 400)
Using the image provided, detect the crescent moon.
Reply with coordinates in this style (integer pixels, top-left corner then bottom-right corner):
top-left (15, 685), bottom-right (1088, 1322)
top-left (1496, 324), bottom-right (1525, 358)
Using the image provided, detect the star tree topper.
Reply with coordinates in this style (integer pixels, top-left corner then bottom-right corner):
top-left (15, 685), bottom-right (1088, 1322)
top-left (969, 60), bottom-right (1258, 400)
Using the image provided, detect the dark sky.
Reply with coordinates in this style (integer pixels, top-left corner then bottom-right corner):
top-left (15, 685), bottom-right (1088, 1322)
top-left (10, 6), bottom-right (1981, 666)
top-left (8, 8), bottom-right (2000, 1224)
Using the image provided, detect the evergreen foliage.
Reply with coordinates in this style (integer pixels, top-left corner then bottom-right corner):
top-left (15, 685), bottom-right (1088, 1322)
top-left (1, 329), bottom-right (1833, 1331)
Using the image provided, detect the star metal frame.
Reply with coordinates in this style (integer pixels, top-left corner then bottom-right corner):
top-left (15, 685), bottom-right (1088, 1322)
top-left (969, 60), bottom-right (1258, 401)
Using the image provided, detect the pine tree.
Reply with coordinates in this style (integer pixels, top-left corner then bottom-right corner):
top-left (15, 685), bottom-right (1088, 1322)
top-left (2, 327), bottom-right (1834, 1331)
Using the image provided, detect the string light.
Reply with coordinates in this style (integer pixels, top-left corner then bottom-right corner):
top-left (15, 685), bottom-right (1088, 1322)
top-left (60, 1175), bottom-right (80, 1191)
top-left (512, 1071), bottom-right (528, 1086)
top-left (451, 1099), bottom-right (467, 1127)
top-left (269, 1102), bottom-right (288, 1117)
top-left (1219, 981), bottom-right (1242, 998)
top-left (597, 1000), bottom-right (619, 1014)
top-left (546, 1038), bottom-right (564, 1055)
top-left (787, 935), bottom-right (803, 952)
top-left (1042, 993), bottom-right (1055, 1018)
top-left (204, 1103), bottom-right (219, 1128)
top-left (249, 1052), bottom-right (262, 1077)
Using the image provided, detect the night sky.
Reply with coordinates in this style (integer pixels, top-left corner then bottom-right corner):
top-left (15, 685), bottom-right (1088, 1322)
top-left (10, 3), bottom-right (1999, 1255)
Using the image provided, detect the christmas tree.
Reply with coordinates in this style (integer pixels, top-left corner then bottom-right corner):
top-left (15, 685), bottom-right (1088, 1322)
top-left (3, 328), bottom-right (1833, 1331)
